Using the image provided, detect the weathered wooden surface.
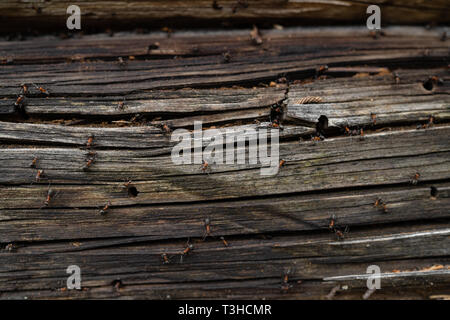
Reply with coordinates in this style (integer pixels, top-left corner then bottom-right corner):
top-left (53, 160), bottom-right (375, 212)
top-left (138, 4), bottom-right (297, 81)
top-left (0, 26), bottom-right (449, 300)
top-left (1, 0), bottom-right (449, 33)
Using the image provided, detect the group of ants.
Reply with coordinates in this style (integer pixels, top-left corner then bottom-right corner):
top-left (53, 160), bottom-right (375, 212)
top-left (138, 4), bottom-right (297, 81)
top-left (9, 75), bottom-right (435, 289)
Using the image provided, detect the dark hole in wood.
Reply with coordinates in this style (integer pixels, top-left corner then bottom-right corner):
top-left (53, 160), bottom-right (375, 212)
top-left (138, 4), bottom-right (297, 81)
top-left (422, 79), bottom-right (434, 91)
top-left (430, 186), bottom-right (438, 198)
top-left (128, 186), bottom-right (139, 197)
top-left (316, 115), bottom-right (329, 135)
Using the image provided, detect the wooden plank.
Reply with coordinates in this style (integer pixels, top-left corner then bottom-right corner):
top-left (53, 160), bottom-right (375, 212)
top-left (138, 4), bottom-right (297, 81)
top-left (0, 86), bottom-right (286, 118)
top-left (0, 27), bottom-right (448, 96)
top-left (287, 68), bottom-right (450, 128)
top-left (0, 121), bottom-right (312, 149)
top-left (1, 0), bottom-right (449, 32)
top-left (0, 224), bottom-right (448, 299)
top-left (0, 182), bottom-right (448, 243)
top-left (0, 24), bottom-right (449, 300)
top-left (0, 126), bottom-right (448, 209)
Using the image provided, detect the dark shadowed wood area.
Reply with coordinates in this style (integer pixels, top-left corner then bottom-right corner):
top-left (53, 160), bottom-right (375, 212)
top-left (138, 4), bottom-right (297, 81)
top-left (0, 2), bottom-right (449, 300)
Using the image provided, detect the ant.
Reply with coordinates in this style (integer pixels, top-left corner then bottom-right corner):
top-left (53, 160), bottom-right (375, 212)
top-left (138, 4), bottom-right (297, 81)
top-left (334, 226), bottom-right (349, 240)
top-left (30, 156), bottom-right (38, 168)
top-left (20, 83), bottom-right (28, 94)
top-left (40, 184), bottom-right (60, 209)
top-left (121, 179), bottom-right (133, 190)
top-left (35, 169), bottom-right (45, 183)
top-left (393, 72), bottom-right (400, 84)
top-left (370, 113), bottom-right (377, 126)
top-left (42, 189), bottom-right (57, 208)
top-left (99, 201), bottom-right (111, 215)
top-left (86, 135), bottom-right (94, 149)
top-left (220, 236), bottom-right (229, 247)
top-left (202, 218), bottom-right (212, 240)
top-left (32, 83), bottom-right (49, 96)
top-left (328, 214), bottom-right (336, 231)
top-left (120, 179), bottom-right (139, 197)
top-left (222, 51), bottom-right (231, 63)
top-left (429, 76), bottom-right (444, 86)
top-left (14, 95), bottom-right (25, 107)
top-left (343, 125), bottom-right (364, 140)
top-left (117, 57), bottom-right (127, 67)
top-left (180, 239), bottom-right (194, 263)
top-left (5, 243), bottom-right (16, 252)
top-left (83, 152), bottom-right (97, 171)
top-left (315, 65), bottom-right (328, 78)
top-left (161, 253), bottom-right (172, 264)
top-left (250, 25), bottom-right (262, 45)
top-left (200, 159), bottom-right (210, 174)
top-left (160, 123), bottom-right (172, 135)
top-left (327, 214), bottom-right (349, 240)
top-left (281, 268), bottom-right (292, 292)
top-left (311, 134), bottom-right (324, 142)
top-left (420, 115), bottom-right (435, 129)
top-left (279, 159), bottom-right (286, 169)
top-left (410, 172), bottom-right (420, 185)
top-left (117, 100), bottom-right (126, 111)
top-left (37, 86), bottom-right (49, 96)
top-left (374, 198), bottom-right (388, 213)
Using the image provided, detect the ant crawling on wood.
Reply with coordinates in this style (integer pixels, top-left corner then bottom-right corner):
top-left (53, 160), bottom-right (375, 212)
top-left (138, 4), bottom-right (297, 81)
top-left (370, 113), bottom-right (377, 126)
top-left (202, 217), bottom-right (212, 240)
top-left (278, 159), bottom-right (286, 170)
top-left (14, 94), bottom-right (28, 118)
top-left (159, 123), bottom-right (172, 135)
top-left (161, 253), bottom-right (175, 265)
top-left (117, 57), bottom-right (127, 67)
top-left (31, 83), bottom-right (49, 96)
top-left (120, 178), bottom-right (140, 197)
top-left (99, 201), bottom-right (111, 215)
top-left (410, 172), bottom-right (420, 185)
top-left (117, 99), bottom-right (126, 111)
top-left (310, 134), bottom-right (325, 143)
top-left (342, 124), bottom-right (364, 140)
top-left (83, 151), bottom-right (97, 171)
top-left (200, 159), bottom-right (211, 174)
top-left (5, 243), bottom-right (16, 252)
top-left (374, 198), bottom-right (388, 213)
top-left (32, 169), bottom-right (45, 184)
top-left (281, 267), bottom-right (293, 292)
top-left (180, 239), bottom-right (194, 263)
top-left (418, 115), bottom-right (435, 129)
top-left (222, 51), bottom-right (231, 63)
top-left (220, 236), bottom-right (229, 247)
top-left (30, 156), bottom-right (38, 168)
top-left (86, 135), bottom-right (94, 149)
top-left (40, 184), bottom-right (60, 209)
top-left (327, 214), bottom-right (349, 240)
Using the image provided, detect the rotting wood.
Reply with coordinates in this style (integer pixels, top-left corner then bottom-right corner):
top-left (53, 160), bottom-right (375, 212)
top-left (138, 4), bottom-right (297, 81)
top-left (0, 127), bottom-right (449, 209)
top-left (0, 25), bottom-right (449, 300)
top-left (1, 0), bottom-right (449, 32)
top-left (0, 226), bottom-right (448, 299)
top-left (0, 182), bottom-right (448, 243)
top-left (287, 68), bottom-right (450, 128)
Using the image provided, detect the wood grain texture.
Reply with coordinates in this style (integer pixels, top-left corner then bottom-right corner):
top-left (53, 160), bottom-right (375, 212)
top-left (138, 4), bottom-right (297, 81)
top-left (287, 68), bottom-right (450, 127)
top-left (1, 0), bottom-right (449, 32)
top-left (0, 26), bottom-right (449, 300)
